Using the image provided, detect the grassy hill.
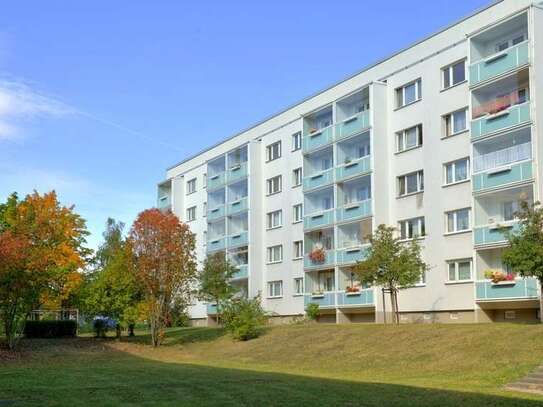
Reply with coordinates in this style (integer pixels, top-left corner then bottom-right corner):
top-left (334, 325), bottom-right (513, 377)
top-left (2, 323), bottom-right (543, 406)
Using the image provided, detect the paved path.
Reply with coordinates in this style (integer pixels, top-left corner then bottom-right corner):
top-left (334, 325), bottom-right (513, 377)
top-left (506, 366), bottom-right (543, 395)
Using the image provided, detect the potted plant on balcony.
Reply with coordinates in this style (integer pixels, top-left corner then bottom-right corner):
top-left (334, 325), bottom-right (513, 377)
top-left (311, 290), bottom-right (324, 298)
top-left (309, 128), bottom-right (318, 134)
top-left (309, 246), bottom-right (326, 264)
top-left (484, 269), bottom-right (516, 285)
top-left (345, 285), bottom-right (361, 296)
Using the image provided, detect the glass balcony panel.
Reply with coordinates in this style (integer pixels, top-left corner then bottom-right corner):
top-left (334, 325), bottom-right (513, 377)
top-left (470, 41), bottom-right (529, 86)
top-left (207, 204), bottom-right (226, 220)
top-left (335, 156), bottom-right (371, 182)
top-left (304, 292), bottom-right (336, 308)
top-left (337, 288), bottom-right (374, 306)
top-left (475, 278), bottom-right (538, 300)
top-left (226, 197), bottom-right (248, 216)
top-left (227, 231), bottom-right (249, 248)
top-left (472, 161), bottom-right (533, 192)
top-left (335, 111), bottom-right (370, 140)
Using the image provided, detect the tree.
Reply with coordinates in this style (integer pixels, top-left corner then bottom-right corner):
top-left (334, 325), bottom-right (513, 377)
top-left (198, 252), bottom-right (238, 324)
top-left (129, 209), bottom-right (196, 347)
top-left (83, 219), bottom-right (142, 338)
top-left (0, 191), bottom-right (90, 349)
top-left (221, 295), bottom-right (268, 341)
top-left (354, 224), bottom-right (427, 325)
top-left (502, 201), bottom-right (543, 322)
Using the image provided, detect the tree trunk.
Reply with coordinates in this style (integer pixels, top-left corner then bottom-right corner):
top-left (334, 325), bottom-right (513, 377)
top-left (115, 323), bottom-right (121, 340)
top-left (128, 323), bottom-right (135, 337)
top-left (539, 279), bottom-right (543, 324)
top-left (389, 288), bottom-right (400, 325)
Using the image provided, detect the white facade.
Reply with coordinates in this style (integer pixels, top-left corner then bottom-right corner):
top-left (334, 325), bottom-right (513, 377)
top-left (159, 0), bottom-right (543, 324)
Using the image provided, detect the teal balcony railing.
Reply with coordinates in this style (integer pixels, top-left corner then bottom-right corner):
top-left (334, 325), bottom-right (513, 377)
top-left (337, 288), bottom-right (374, 307)
top-left (303, 209), bottom-right (335, 230)
top-left (226, 197), bottom-right (248, 216)
top-left (207, 172), bottom-right (226, 190)
top-left (206, 303), bottom-right (218, 315)
top-left (227, 231), bottom-right (248, 248)
top-left (226, 161), bottom-right (248, 184)
top-left (157, 195), bottom-right (171, 211)
top-left (336, 199), bottom-right (372, 223)
top-left (470, 42), bottom-right (529, 86)
top-left (336, 246), bottom-right (369, 265)
top-left (471, 102), bottom-right (531, 140)
top-left (232, 264), bottom-right (248, 280)
top-left (207, 205), bottom-right (226, 221)
top-left (302, 126), bottom-right (334, 153)
top-left (475, 278), bottom-right (538, 301)
top-left (335, 156), bottom-right (371, 182)
top-left (335, 111), bottom-right (370, 141)
top-left (304, 249), bottom-right (336, 269)
top-left (472, 161), bottom-right (533, 192)
top-left (207, 236), bottom-right (226, 252)
top-left (304, 292), bottom-right (336, 308)
top-left (303, 168), bottom-right (334, 191)
top-left (473, 222), bottom-right (520, 247)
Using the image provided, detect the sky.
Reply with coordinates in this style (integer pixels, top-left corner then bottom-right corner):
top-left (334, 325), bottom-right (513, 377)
top-left (0, 0), bottom-right (491, 250)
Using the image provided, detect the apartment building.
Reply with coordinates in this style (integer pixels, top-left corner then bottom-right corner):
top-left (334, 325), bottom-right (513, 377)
top-left (158, 0), bottom-right (543, 325)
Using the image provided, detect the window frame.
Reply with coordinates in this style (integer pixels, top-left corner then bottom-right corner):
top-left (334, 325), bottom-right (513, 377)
top-left (396, 78), bottom-right (422, 108)
top-left (293, 277), bottom-right (304, 296)
top-left (443, 108), bottom-right (468, 138)
top-left (441, 59), bottom-right (466, 90)
top-left (396, 124), bottom-right (423, 153)
top-left (186, 206), bottom-right (196, 222)
top-left (398, 217), bottom-right (426, 240)
top-left (292, 167), bottom-right (302, 187)
top-left (267, 280), bottom-right (283, 298)
top-left (446, 259), bottom-right (473, 283)
top-left (398, 170), bottom-right (424, 197)
top-left (293, 203), bottom-right (303, 223)
top-left (266, 141), bottom-right (282, 162)
top-left (266, 175), bottom-right (282, 196)
top-left (292, 132), bottom-right (302, 151)
top-left (186, 178), bottom-right (197, 195)
top-left (267, 245), bottom-right (283, 264)
top-left (445, 208), bottom-right (471, 234)
top-left (444, 157), bottom-right (470, 186)
top-left (293, 240), bottom-right (304, 259)
top-left (266, 209), bottom-right (283, 230)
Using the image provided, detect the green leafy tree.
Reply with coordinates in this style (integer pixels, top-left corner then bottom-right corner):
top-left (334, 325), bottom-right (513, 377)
top-left (354, 224), bottom-right (428, 325)
top-left (198, 252), bottom-right (239, 324)
top-left (221, 295), bottom-right (268, 341)
top-left (502, 201), bottom-right (543, 321)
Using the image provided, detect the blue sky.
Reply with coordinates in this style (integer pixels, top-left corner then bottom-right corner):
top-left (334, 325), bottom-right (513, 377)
top-left (0, 0), bottom-right (490, 249)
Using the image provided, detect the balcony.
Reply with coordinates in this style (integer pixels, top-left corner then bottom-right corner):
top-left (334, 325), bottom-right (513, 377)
top-left (206, 303), bottom-right (218, 315)
top-left (303, 168), bottom-right (334, 191)
top-left (227, 231), bottom-right (248, 248)
top-left (207, 205), bottom-right (226, 221)
top-left (471, 102), bottom-right (531, 140)
top-left (335, 111), bottom-right (370, 141)
top-left (207, 172), bottom-right (226, 190)
top-left (226, 161), bottom-right (248, 184)
top-left (472, 161), bottom-right (533, 192)
top-left (304, 292), bottom-right (336, 308)
top-left (473, 134), bottom-right (531, 173)
top-left (157, 195), bottom-right (171, 211)
top-left (336, 199), bottom-right (372, 223)
top-left (473, 221), bottom-right (520, 247)
top-left (304, 209), bottom-right (335, 230)
top-left (302, 126), bottom-right (334, 153)
top-left (207, 236), bottom-right (226, 252)
top-left (304, 249), bottom-right (336, 269)
top-left (475, 278), bottom-right (538, 301)
top-left (232, 264), bottom-right (248, 280)
top-left (337, 288), bottom-right (374, 307)
top-left (470, 41), bottom-right (529, 87)
top-left (335, 156), bottom-right (371, 182)
top-left (337, 245), bottom-right (369, 265)
top-left (226, 197), bottom-right (248, 216)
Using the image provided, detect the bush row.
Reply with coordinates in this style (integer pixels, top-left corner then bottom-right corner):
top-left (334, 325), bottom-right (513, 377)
top-left (24, 320), bottom-right (77, 338)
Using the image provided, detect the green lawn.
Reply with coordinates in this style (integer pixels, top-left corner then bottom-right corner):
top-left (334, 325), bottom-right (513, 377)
top-left (2, 323), bottom-right (543, 406)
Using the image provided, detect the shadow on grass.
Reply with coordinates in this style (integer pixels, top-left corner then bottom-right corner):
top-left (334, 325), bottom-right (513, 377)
top-left (1, 339), bottom-right (542, 407)
top-left (125, 327), bottom-right (227, 346)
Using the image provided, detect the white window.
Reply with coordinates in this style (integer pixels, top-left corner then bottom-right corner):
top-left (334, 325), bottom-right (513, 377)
top-left (396, 79), bottom-right (422, 108)
top-left (398, 170), bottom-right (424, 196)
top-left (444, 158), bottom-right (469, 185)
top-left (396, 124), bottom-right (423, 152)
top-left (293, 204), bottom-right (303, 223)
top-left (186, 206), bottom-right (196, 222)
top-left (442, 60), bottom-right (466, 89)
top-left (293, 167), bottom-right (302, 187)
top-left (203, 202), bottom-right (207, 217)
top-left (266, 141), bottom-right (281, 162)
top-left (267, 245), bottom-right (283, 263)
top-left (292, 132), bottom-right (302, 151)
top-left (294, 278), bottom-right (304, 295)
top-left (187, 178), bottom-right (196, 194)
top-left (399, 217), bottom-right (426, 240)
top-left (447, 259), bottom-right (472, 282)
top-left (293, 240), bottom-right (304, 259)
top-left (444, 108), bottom-right (468, 137)
top-left (267, 210), bottom-right (282, 229)
top-left (446, 208), bottom-right (470, 233)
top-left (495, 32), bottom-right (527, 53)
top-left (203, 173), bottom-right (207, 188)
top-left (266, 175), bottom-right (282, 195)
top-left (267, 280), bottom-right (283, 298)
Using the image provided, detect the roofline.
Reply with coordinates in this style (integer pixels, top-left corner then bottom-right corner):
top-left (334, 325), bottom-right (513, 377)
top-left (166, 0), bottom-right (504, 172)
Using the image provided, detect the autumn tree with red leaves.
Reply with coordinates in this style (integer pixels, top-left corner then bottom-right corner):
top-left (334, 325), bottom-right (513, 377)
top-left (129, 209), bottom-right (196, 347)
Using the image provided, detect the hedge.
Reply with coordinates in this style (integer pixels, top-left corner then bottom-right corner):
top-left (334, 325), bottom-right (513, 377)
top-left (24, 320), bottom-right (77, 338)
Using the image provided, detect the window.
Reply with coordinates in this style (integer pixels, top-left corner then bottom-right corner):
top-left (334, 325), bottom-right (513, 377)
top-left (396, 124), bottom-right (423, 152)
top-left (399, 217), bottom-right (426, 240)
top-left (503, 201), bottom-right (521, 222)
top-left (292, 132), bottom-right (302, 151)
top-left (293, 240), bottom-right (303, 259)
top-left (293, 204), bottom-right (303, 223)
top-left (396, 79), bottom-right (422, 108)
top-left (442, 60), bottom-right (466, 89)
top-left (203, 173), bottom-right (207, 188)
top-left (294, 278), bottom-right (304, 295)
top-left (266, 175), bottom-right (282, 195)
top-left (266, 141), bottom-right (281, 162)
top-left (447, 259), bottom-right (472, 282)
top-left (267, 210), bottom-right (282, 229)
top-left (293, 167), bottom-right (302, 187)
top-left (444, 108), bottom-right (467, 137)
top-left (267, 245), bottom-right (283, 263)
top-left (203, 202), bottom-right (207, 217)
top-left (495, 33), bottom-right (527, 53)
top-left (398, 170), bottom-right (424, 196)
top-left (446, 208), bottom-right (470, 233)
top-left (187, 178), bottom-right (196, 194)
top-left (444, 158), bottom-right (469, 185)
top-left (267, 280), bottom-right (283, 298)
top-left (186, 206), bottom-right (196, 222)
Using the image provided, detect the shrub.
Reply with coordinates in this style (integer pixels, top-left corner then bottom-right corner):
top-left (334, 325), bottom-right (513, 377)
top-left (24, 320), bottom-right (77, 338)
top-left (306, 303), bottom-right (320, 321)
top-left (221, 296), bottom-right (268, 341)
top-left (93, 316), bottom-right (116, 338)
